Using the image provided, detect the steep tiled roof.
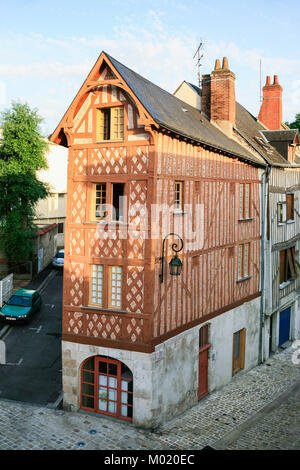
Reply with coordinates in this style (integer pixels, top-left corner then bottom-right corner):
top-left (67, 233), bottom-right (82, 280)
top-left (106, 53), bottom-right (265, 167)
top-left (234, 102), bottom-right (293, 166)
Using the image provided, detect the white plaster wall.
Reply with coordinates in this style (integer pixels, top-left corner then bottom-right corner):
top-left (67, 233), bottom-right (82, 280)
top-left (208, 297), bottom-right (261, 392)
top-left (151, 327), bottom-right (199, 427)
top-left (37, 140), bottom-right (68, 193)
top-left (62, 297), bottom-right (261, 429)
top-left (173, 82), bottom-right (201, 110)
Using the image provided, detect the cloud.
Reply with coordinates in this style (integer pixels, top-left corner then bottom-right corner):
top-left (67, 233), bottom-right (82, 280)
top-left (0, 8), bottom-right (299, 128)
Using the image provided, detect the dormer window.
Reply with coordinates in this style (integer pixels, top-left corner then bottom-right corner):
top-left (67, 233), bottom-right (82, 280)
top-left (96, 106), bottom-right (124, 142)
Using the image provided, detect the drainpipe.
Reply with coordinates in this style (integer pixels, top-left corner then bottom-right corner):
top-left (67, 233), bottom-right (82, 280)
top-left (258, 165), bottom-right (271, 364)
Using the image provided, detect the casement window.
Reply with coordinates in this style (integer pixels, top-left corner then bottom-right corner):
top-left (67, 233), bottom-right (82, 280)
top-left (109, 266), bottom-right (122, 309)
top-left (96, 106), bottom-right (124, 142)
top-left (238, 243), bottom-right (250, 280)
top-left (94, 183), bottom-right (107, 219)
top-left (90, 265), bottom-right (104, 307)
top-left (174, 181), bottom-right (183, 211)
top-left (81, 356), bottom-right (133, 421)
top-left (92, 182), bottom-right (125, 222)
top-left (286, 193), bottom-right (294, 221)
top-left (111, 183), bottom-right (125, 222)
top-left (277, 202), bottom-right (286, 224)
top-left (239, 183), bottom-right (250, 219)
top-left (232, 328), bottom-right (246, 375)
top-left (89, 265), bottom-right (122, 310)
top-left (280, 247), bottom-right (297, 284)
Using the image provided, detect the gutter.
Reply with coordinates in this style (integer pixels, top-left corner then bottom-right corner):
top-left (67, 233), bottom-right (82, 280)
top-left (258, 164), bottom-right (271, 365)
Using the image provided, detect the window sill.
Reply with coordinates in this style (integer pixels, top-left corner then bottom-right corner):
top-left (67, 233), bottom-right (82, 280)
top-left (236, 275), bottom-right (252, 283)
top-left (85, 221), bottom-right (128, 226)
top-left (173, 210), bottom-right (186, 216)
top-left (96, 139), bottom-right (124, 144)
top-left (83, 305), bottom-right (126, 313)
top-left (238, 218), bottom-right (253, 222)
top-left (279, 279), bottom-right (295, 290)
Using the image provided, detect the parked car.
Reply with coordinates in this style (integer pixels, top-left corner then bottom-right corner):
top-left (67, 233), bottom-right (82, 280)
top-left (0, 289), bottom-right (42, 323)
top-left (52, 249), bottom-right (64, 268)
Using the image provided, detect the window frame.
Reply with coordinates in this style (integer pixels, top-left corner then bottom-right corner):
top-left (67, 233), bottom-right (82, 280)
top-left (237, 243), bottom-right (251, 281)
top-left (92, 182), bottom-right (107, 221)
top-left (239, 183), bottom-right (251, 220)
top-left (279, 246), bottom-right (297, 286)
top-left (89, 264), bottom-right (104, 308)
top-left (81, 356), bottom-right (133, 421)
top-left (277, 201), bottom-right (286, 224)
top-left (108, 266), bottom-right (123, 310)
top-left (96, 105), bottom-right (124, 143)
top-left (174, 181), bottom-right (184, 212)
top-left (286, 193), bottom-right (295, 222)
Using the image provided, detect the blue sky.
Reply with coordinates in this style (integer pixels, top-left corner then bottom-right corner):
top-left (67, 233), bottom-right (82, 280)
top-left (0, 0), bottom-right (299, 135)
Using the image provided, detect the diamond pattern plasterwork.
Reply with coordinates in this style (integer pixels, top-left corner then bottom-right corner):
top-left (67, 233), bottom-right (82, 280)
top-left (90, 147), bottom-right (127, 175)
top-left (126, 266), bottom-right (144, 313)
top-left (73, 150), bottom-right (88, 176)
top-left (70, 183), bottom-right (86, 223)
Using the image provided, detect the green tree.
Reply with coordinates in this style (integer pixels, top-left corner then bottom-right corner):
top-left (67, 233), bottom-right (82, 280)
top-left (0, 102), bottom-right (49, 264)
top-left (285, 113), bottom-right (300, 131)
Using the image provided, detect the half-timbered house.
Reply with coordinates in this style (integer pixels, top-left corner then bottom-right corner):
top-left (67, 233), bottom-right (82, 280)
top-left (50, 52), bottom-right (266, 428)
top-left (176, 61), bottom-right (300, 368)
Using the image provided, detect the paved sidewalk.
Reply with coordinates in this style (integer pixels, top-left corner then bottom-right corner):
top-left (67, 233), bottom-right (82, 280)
top-left (0, 345), bottom-right (299, 450)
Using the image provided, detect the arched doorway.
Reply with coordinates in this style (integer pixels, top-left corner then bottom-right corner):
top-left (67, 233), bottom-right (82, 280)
top-left (81, 356), bottom-right (133, 421)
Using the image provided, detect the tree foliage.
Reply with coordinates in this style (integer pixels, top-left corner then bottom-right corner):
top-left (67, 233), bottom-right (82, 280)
top-left (0, 102), bottom-right (49, 263)
top-left (285, 113), bottom-right (300, 132)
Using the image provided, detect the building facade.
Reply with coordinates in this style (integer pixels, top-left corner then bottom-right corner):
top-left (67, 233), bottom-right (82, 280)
top-left (51, 52), bottom-right (267, 428)
top-left (177, 62), bottom-right (300, 365)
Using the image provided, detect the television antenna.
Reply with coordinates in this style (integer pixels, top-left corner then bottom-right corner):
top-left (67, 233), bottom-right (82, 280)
top-left (193, 41), bottom-right (204, 88)
top-left (260, 59), bottom-right (263, 104)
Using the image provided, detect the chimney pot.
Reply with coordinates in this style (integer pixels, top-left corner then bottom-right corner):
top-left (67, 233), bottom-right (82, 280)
top-left (214, 59), bottom-right (220, 70)
top-left (222, 57), bottom-right (229, 69)
top-left (258, 74), bottom-right (282, 129)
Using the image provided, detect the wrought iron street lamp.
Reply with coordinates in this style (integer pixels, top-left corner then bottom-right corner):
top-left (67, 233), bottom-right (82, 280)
top-left (159, 233), bottom-right (184, 283)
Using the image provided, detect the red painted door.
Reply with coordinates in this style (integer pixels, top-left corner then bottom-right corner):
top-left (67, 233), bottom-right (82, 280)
top-left (198, 344), bottom-right (210, 400)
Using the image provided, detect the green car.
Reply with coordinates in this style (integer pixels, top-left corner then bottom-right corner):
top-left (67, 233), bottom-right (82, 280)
top-left (0, 289), bottom-right (42, 323)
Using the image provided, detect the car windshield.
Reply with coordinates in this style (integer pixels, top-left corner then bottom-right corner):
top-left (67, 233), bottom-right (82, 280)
top-left (7, 295), bottom-right (31, 307)
top-left (56, 252), bottom-right (64, 259)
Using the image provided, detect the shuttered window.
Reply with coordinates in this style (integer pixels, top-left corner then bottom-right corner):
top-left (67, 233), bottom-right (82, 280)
top-left (286, 194), bottom-right (294, 221)
top-left (280, 247), bottom-right (297, 284)
top-left (96, 107), bottom-right (124, 142)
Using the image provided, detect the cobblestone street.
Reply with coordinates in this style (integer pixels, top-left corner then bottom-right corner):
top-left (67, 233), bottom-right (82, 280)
top-left (0, 345), bottom-right (299, 451)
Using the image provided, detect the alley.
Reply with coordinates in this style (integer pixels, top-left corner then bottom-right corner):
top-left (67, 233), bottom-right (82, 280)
top-left (0, 345), bottom-right (298, 451)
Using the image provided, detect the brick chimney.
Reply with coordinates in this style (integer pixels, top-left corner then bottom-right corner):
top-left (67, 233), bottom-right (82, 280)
top-left (258, 75), bottom-right (283, 130)
top-left (201, 57), bottom-right (236, 135)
